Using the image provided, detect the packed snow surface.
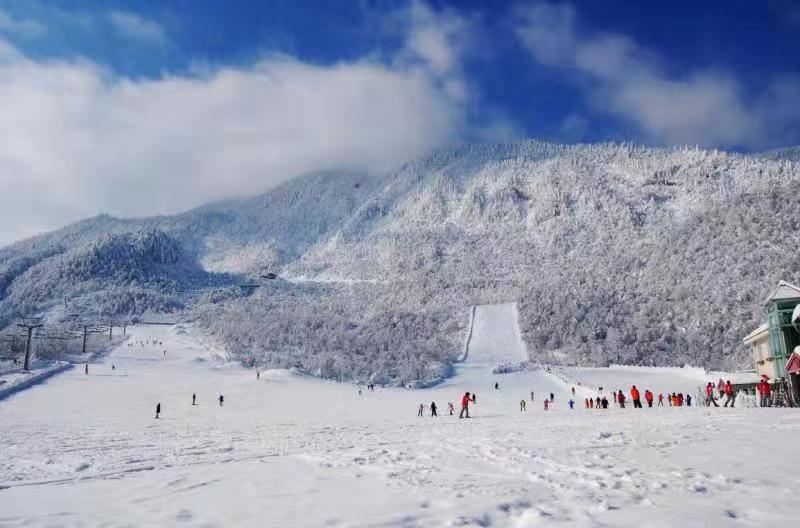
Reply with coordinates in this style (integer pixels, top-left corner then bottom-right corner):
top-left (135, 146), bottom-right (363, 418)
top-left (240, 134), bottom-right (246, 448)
top-left (1, 313), bottom-right (799, 527)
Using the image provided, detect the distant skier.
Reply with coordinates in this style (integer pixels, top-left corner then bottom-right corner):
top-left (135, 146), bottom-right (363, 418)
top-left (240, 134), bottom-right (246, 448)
top-left (495, 382), bottom-right (499, 390)
top-left (430, 402), bottom-right (437, 417)
top-left (549, 392), bottom-right (554, 402)
top-left (192, 393), bottom-right (197, 405)
top-left (112, 364), bottom-right (116, 371)
top-left (459, 392), bottom-right (471, 418)
top-left (631, 386), bottom-right (642, 408)
top-left (448, 402), bottom-right (454, 415)
top-left (472, 393), bottom-right (477, 406)
top-left (520, 399), bottom-right (526, 412)
top-left (705, 383), bottom-right (719, 407)
top-left (686, 394), bottom-right (692, 407)
top-left (544, 399), bottom-right (549, 411)
top-left (617, 390), bottom-right (626, 408)
top-left (530, 390), bottom-right (535, 402)
top-left (85, 363), bottom-right (89, 375)
top-left (595, 396), bottom-right (601, 409)
top-left (568, 399), bottom-right (574, 409)
top-left (601, 396), bottom-right (609, 409)
top-left (218, 394), bottom-right (224, 407)
top-left (163, 350), bottom-right (166, 356)
top-left (723, 380), bottom-right (736, 408)
top-left (571, 387), bottom-right (576, 395)
top-left (418, 403), bottom-right (424, 417)
top-left (644, 390), bottom-right (653, 407)
top-left (658, 393), bottom-right (664, 406)
top-left (257, 370), bottom-right (260, 379)
top-left (155, 403), bottom-right (161, 419)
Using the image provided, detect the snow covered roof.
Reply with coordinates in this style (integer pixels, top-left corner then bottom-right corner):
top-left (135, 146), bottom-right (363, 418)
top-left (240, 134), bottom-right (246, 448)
top-left (743, 322), bottom-right (768, 343)
top-left (762, 280), bottom-right (800, 305)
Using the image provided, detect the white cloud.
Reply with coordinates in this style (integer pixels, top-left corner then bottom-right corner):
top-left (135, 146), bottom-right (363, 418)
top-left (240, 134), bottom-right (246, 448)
top-left (109, 10), bottom-right (166, 44)
top-left (514, 2), bottom-right (800, 149)
top-left (0, 3), bottom-right (478, 246)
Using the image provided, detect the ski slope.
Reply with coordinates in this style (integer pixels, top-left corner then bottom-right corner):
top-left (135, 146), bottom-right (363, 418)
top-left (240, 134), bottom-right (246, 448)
top-left (1, 310), bottom-right (799, 527)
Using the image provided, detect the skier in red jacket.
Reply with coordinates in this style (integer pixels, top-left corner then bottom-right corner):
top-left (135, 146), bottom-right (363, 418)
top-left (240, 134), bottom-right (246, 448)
top-left (459, 392), bottom-right (471, 418)
top-left (723, 381), bottom-right (735, 407)
top-left (645, 390), bottom-right (654, 407)
top-left (631, 386), bottom-right (642, 408)
top-left (617, 390), bottom-right (626, 408)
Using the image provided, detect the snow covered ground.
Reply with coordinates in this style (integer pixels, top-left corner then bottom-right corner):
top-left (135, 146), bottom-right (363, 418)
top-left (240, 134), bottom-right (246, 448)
top-left (1, 306), bottom-right (799, 527)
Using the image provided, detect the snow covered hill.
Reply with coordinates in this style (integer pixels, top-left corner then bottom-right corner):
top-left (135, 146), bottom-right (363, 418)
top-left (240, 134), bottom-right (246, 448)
top-left (2, 140), bottom-right (800, 377)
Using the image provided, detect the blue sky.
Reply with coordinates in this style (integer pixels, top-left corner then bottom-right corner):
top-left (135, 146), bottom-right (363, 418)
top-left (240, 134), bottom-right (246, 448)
top-left (0, 0), bottom-right (798, 243)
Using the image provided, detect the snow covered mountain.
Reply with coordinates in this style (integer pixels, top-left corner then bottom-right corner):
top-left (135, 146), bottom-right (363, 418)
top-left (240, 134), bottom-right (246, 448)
top-left (2, 141), bottom-right (799, 380)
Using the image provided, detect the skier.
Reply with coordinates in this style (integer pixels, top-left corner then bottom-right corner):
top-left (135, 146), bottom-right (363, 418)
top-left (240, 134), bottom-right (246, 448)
top-left (520, 399), bottom-right (527, 412)
top-left (112, 364), bottom-right (115, 371)
top-left (495, 382), bottom-right (499, 390)
top-left (418, 403), bottom-right (424, 417)
top-left (85, 363), bottom-right (89, 375)
top-left (571, 387), bottom-right (576, 395)
top-left (645, 390), bottom-right (653, 408)
top-left (430, 402), bottom-right (437, 417)
top-left (617, 390), bottom-right (626, 408)
top-left (595, 396), bottom-right (601, 409)
top-left (601, 396), bottom-right (609, 409)
top-left (686, 394), bottom-right (692, 407)
top-left (585, 398), bottom-right (590, 409)
top-left (155, 403), bottom-right (161, 419)
top-left (544, 399), bottom-right (549, 411)
top-left (192, 393), bottom-right (197, 405)
top-left (218, 394), bottom-right (224, 407)
top-left (257, 370), bottom-right (260, 379)
top-left (568, 399), bottom-right (574, 409)
top-left (472, 393), bottom-right (477, 406)
top-left (705, 383), bottom-right (719, 407)
top-left (530, 390), bottom-right (535, 402)
top-left (549, 392), bottom-right (554, 402)
top-left (723, 380), bottom-right (736, 408)
top-left (163, 350), bottom-right (166, 356)
top-left (631, 385), bottom-right (642, 408)
top-left (459, 392), bottom-right (471, 418)
top-left (658, 393), bottom-right (664, 406)
top-left (448, 402), bottom-right (454, 415)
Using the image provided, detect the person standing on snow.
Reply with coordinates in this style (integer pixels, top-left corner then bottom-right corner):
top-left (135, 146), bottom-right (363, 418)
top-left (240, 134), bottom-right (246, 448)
top-left (544, 399), bottom-right (549, 411)
top-left (631, 386), bottom-right (642, 408)
top-left (568, 399), bottom-right (575, 409)
top-left (705, 383), bottom-right (718, 407)
top-left (595, 396), bottom-right (601, 409)
top-left (658, 393), bottom-right (664, 406)
top-left (460, 392), bottom-right (471, 418)
top-left (645, 390), bottom-right (653, 407)
top-left (192, 393), bottom-right (197, 405)
top-left (430, 402), bottom-right (438, 417)
top-left (601, 396), bottom-right (609, 409)
top-left (448, 402), bottom-right (454, 415)
top-left (472, 393), bottom-right (477, 406)
top-left (530, 390), bottom-right (535, 402)
top-left (417, 403), bottom-right (424, 417)
top-left (550, 392), bottom-right (554, 402)
top-left (617, 390), bottom-right (626, 408)
top-left (520, 399), bottom-right (527, 412)
top-left (218, 394), bottom-right (224, 407)
top-left (155, 403), bottom-right (161, 419)
top-left (85, 363), bottom-right (89, 375)
top-left (723, 381), bottom-right (736, 408)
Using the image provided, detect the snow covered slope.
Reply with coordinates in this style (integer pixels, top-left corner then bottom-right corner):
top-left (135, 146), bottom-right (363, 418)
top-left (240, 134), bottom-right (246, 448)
top-left (2, 322), bottom-right (798, 527)
top-left (465, 303), bottom-right (528, 365)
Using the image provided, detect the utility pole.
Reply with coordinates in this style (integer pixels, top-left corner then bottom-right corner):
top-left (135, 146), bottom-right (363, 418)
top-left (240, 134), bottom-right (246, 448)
top-left (17, 322), bottom-right (43, 371)
top-left (81, 325), bottom-right (90, 354)
top-left (108, 321), bottom-right (113, 341)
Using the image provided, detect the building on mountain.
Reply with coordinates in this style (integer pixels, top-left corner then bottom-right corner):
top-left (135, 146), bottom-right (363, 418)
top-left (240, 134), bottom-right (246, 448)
top-left (743, 280), bottom-right (800, 403)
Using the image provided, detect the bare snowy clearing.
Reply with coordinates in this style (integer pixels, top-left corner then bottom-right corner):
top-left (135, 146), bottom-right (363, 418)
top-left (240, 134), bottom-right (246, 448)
top-left (1, 314), bottom-right (798, 527)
